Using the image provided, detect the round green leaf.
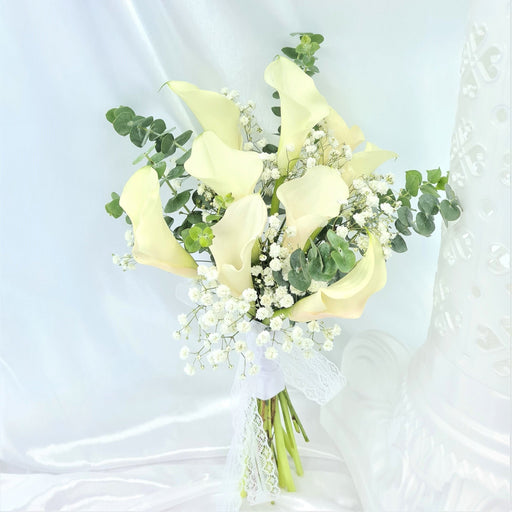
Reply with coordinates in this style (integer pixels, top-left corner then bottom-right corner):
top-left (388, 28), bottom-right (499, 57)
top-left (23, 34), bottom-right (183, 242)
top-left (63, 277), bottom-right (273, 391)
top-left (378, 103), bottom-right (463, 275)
top-left (418, 193), bottom-right (440, 216)
top-left (113, 112), bottom-right (133, 136)
top-left (414, 212), bottom-right (435, 236)
top-left (440, 200), bottom-right (461, 222)
top-left (391, 234), bottom-right (407, 253)
top-left (164, 190), bottom-right (191, 213)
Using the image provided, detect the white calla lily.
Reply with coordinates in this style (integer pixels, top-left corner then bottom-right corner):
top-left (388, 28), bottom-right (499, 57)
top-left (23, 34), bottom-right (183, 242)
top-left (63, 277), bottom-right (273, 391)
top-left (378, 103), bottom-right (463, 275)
top-left (210, 194), bottom-right (267, 296)
top-left (277, 166), bottom-right (349, 250)
top-left (167, 81), bottom-right (242, 149)
top-left (342, 142), bottom-right (397, 186)
top-left (285, 234), bottom-right (386, 322)
top-left (264, 56), bottom-right (329, 171)
top-left (120, 166), bottom-right (197, 277)
top-left (324, 107), bottom-right (365, 151)
top-left (185, 131), bottom-right (263, 200)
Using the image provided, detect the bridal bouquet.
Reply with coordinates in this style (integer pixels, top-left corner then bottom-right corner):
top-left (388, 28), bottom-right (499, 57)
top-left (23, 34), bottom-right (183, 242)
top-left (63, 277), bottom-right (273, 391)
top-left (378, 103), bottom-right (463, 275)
top-left (105, 34), bottom-right (461, 508)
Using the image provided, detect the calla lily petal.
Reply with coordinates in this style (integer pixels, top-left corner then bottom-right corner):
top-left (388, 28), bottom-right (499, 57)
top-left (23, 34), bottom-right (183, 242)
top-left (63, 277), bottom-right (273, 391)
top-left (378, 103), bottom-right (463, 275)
top-left (286, 234), bottom-right (386, 322)
top-left (277, 165), bottom-right (349, 250)
top-left (120, 166), bottom-right (197, 277)
top-left (168, 81), bottom-right (242, 149)
top-left (264, 57), bottom-right (329, 171)
top-left (210, 194), bottom-right (267, 296)
top-left (185, 131), bottom-right (263, 200)
top-left (343, 142), bottom-right (398, 186)
top-left (324, 107), bottom-right (365, 150)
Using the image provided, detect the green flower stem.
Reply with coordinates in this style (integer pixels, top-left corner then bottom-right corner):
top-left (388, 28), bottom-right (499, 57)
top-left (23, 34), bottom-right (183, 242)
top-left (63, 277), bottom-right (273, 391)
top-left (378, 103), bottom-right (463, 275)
top-left (278, 392), bottom-right (304, 476)
top-left (273, 397), bottom-right (296, 491)
top-left (283, 388), bottom-right (309, 442)
top-left (270, 176), bottom-right (286, 215)
top-left (254, 389), bottom-right (307, 496)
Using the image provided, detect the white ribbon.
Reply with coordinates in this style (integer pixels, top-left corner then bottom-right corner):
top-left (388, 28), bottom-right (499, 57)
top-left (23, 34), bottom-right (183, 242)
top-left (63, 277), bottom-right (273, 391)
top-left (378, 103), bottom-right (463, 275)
top-left (219, 323), bottom-right (345, 511)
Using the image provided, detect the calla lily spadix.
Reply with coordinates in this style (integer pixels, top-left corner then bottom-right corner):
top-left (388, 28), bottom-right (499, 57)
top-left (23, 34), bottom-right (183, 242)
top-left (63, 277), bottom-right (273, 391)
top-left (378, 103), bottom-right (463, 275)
top-left (284, 234), bottom-right (386, 322)
top-left (264, 56), bottom-right (330, 171)
top-left (185, 131), bottom-right (263, 200)
top-left (341, 141), bottom-right (398, 186)
top-left (277, 165), bottom-right (349, 250)
top-left (167, 81), bottom-right (242, 149)
top-left (210, 194), bottom-right (267, 297)
top-left (120, 166), bottom-right (197, 277)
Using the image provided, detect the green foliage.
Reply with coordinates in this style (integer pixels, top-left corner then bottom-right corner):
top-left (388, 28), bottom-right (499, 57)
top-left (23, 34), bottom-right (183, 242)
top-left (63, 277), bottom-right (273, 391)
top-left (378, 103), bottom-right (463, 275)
top-left (390, 167), bottom-right (462, 252)
top-left (285, 33), bottom-right (324, 76)
top-left (440, 199), bottom-right (461, 222)
top-left (418, 193), bottom-right (439, 216)
top-left (288, 248), bottom-right (311, 292)
top-left (427, 167), bottom-right (442, 184)
top-left (405, 170), bottom-right (422, 197)
top-left (397, 206), bottom-right (413, 226)
top-left (262, 143), bottom-right (278, 154)
top-left (391, 234), bottom-right (407, 253)
top-left (105, 192), bottom-right (124, 218)
top-left (164, 190), bottom-right (191, 213)
top-left (187, 224), bottom-right (214, 248)
top-left (414, 212), bottom-right (435, 236)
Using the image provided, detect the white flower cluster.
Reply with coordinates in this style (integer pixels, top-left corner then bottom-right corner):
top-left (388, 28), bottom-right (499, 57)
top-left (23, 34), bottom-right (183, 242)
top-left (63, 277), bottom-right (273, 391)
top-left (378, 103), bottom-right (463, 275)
top-left (175, 265), bottom-right (340, 377)
top-left (335, 174), bottom-right (399, 259)
top-left (112, 229), bottom-right (136, 271)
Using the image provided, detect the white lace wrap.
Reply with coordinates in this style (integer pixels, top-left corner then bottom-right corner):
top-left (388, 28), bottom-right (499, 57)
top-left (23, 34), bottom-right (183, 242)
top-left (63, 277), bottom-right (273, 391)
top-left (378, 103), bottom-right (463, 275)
top-left (219, 323), bottom-right (345, 511)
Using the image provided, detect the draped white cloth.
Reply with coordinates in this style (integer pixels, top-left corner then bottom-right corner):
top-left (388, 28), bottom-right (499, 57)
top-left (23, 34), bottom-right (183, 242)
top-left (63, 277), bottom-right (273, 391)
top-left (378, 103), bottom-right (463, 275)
top-left (0, 1), bottom-right (468, 510)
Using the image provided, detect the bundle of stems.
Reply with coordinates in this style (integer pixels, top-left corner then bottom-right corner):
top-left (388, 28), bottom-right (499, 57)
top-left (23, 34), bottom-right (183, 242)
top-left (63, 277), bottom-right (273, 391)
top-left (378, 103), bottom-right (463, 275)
top-left (258, 388), bottom-right (309, 491)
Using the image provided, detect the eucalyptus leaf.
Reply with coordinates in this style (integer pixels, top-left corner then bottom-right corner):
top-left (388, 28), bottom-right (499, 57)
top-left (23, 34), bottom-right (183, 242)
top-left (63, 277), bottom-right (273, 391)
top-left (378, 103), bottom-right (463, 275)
top-left (271, 106), bottom-right (281, 117)
top-left (440, 199), bottom-right (461, 222)
top-left (281, 47), bottom-right (298, 59)
top-left (262, 144), bottom-right (278, 154)
top-left (391, 234), bottom-right (407, 253)
top-left (395, 218), bottom-right (411, 236)
top-left (166, 165), bottom-right (186, 180)
top-left (287, 269), bottom-right (311, 292)
top-left (129, 125), bottom-right (148, 148)
top-left (164, 190), bottom-right (191, 213)
top-left (175, 130), bottom-right (193, 146)
top-left (418, 193), bottom-right (439, 215)
top-left (161, 133), bottom-right (175, 155)
top-left (105, 108), bottom-right (117, 123)
top-left (405, 170), bottom-right (422, 197)
top-left (153, 161), bottom-right (166, 178)
top-left (414, 212), bottom-right (435, 236)
top-left (331, 248), bottom-right (356, 273)
top-left (113, 112), bottom-right (133, 136)
top-left (420, 183), bottom-right (440, 197)
top-left (397, 206), bottom-right (413, 227)
top-left (427, 167), bottom-right (442, 183)
top-left (176, 149), bottom-right (191, 165)
top-left (149, 119), bottom-right (166, 140)
top-left (290, 249), bottom-right (307, 271)
top-left (436, 176), bottom-right (448, 190)
top-left (105, 193), bottom-right (123, 218)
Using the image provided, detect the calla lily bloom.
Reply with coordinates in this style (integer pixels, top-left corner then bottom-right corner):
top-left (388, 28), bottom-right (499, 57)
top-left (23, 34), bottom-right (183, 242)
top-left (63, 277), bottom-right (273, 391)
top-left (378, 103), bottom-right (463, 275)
top-left (285, 234), bottom-right (386, 322)
top-left (342, 142), bottom-right (398, 186)
top-left (185, 131), bottom-right (263, 200)
top-left (210, 194), bottom-right (267, 296)
top-left (120, 166), bottom-right (197, 277)
top-left (277, 166), bottom-right (349, 250)
top-left (323, 107), bottom-right (365, 154)
top-left (264, 56), bottom-right (330, 171)
top-left (167, 81), bottom-right (242, 149)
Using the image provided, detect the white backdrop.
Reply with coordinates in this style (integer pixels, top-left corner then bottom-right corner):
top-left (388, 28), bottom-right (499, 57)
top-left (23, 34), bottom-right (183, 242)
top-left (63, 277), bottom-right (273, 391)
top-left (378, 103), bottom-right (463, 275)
top-left (0, 1), bottom-right (469, 510)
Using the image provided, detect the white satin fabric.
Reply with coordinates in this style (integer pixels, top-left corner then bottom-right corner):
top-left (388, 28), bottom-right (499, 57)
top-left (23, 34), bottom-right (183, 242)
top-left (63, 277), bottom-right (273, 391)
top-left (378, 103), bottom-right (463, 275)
top-left (0, 0), bottom-right (468, 510)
